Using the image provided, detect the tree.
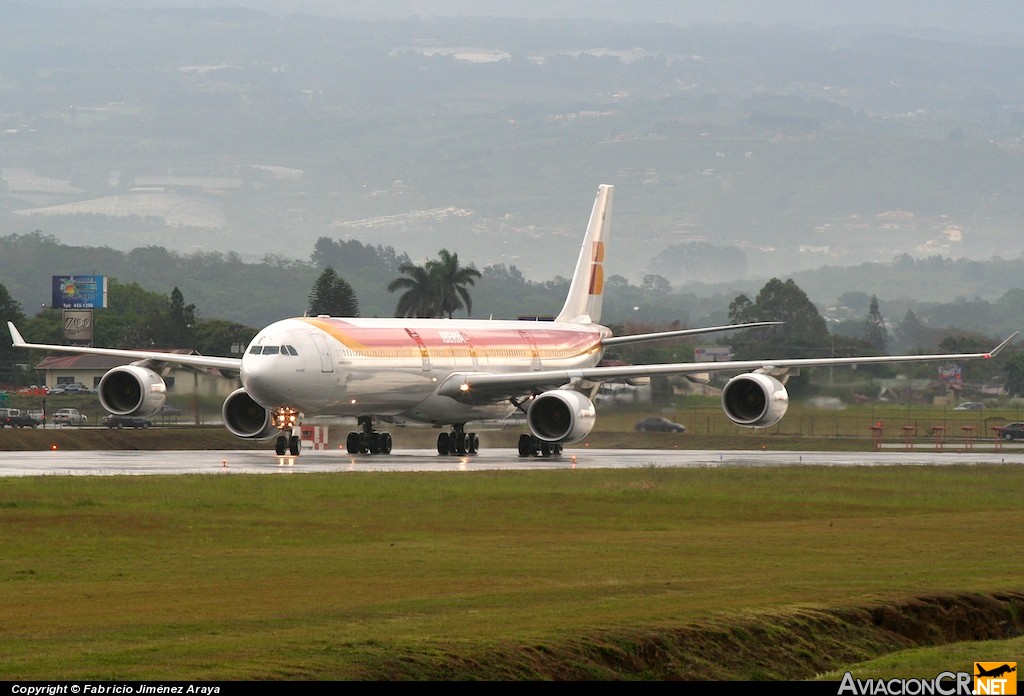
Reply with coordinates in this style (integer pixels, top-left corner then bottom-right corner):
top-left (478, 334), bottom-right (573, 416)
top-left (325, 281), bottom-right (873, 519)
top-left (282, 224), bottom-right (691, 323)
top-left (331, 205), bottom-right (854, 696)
top-left (387, 250), bottom-right (481, 319)
top-left (729, 278), bottom-right (829, 357)
top-left (1003, 352), bottom-right (1024, 397)
top-left (429, 249), bottom-right (481, 319)
top-left (308, 267), bottom-right (360, 317)
top-left (726, 279), bottom-right (830, 397)
top-left (0, 283), bottom-right (26, 381)
top-left (863, 295), bottom-right (888, 353)
top-left (387, 261), bottom-right (440, 318)
top-left (167, 287), bottom-right (196, 347)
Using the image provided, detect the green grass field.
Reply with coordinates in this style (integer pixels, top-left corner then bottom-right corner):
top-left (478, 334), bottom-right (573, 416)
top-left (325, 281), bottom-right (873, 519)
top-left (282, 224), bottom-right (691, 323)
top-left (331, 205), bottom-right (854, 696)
top-left (1, 464), bottom-right (1021, 680)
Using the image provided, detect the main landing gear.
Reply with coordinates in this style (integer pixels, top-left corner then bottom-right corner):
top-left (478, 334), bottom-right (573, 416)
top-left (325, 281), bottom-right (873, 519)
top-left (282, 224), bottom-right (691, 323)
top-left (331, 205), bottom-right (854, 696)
top-left (518, 433), bottom-right (562, 458)
top-left (437, 424), bottom-right (479, 455)
top-left (345, 416), bottom-right (393, 455)
top-left (275, 432), bottom-right (301, 456)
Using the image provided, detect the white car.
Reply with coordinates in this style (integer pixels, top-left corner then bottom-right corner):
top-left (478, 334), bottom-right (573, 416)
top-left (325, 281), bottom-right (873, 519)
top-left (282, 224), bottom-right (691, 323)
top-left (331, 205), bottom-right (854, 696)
top-left (53, 408), bottom-right (88, 426)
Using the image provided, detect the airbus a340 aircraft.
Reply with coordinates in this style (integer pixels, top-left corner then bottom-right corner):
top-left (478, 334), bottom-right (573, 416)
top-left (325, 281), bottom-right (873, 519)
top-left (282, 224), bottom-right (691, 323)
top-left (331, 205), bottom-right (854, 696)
top-left (8, 185), bottom-right (1018, 457)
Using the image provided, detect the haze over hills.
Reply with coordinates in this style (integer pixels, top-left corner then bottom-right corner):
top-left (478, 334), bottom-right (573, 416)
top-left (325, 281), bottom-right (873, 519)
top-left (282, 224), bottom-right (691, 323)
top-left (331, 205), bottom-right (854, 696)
top-left (3, 2), bottom-right (1024, 311)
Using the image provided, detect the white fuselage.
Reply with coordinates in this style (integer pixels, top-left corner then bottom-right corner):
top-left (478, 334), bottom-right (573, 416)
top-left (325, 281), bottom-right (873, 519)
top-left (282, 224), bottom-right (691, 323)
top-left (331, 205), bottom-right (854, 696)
top-left (239, 316), bottom-right (609, 424)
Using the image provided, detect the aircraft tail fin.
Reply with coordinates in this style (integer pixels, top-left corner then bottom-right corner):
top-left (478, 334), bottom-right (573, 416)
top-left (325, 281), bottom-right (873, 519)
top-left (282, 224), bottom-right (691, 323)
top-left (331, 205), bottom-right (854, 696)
top-left (555, 184), bottom-right (613, 324)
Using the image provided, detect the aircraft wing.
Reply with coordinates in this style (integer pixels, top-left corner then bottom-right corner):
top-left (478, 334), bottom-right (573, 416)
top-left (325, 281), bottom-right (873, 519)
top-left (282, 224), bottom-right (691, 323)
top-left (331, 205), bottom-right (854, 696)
top-left (8, 322), bottom-right (242, 372)
top-left (438, 332), bottom-right (1019, 402)
top-left (601, 321), bottom-right (782, 347)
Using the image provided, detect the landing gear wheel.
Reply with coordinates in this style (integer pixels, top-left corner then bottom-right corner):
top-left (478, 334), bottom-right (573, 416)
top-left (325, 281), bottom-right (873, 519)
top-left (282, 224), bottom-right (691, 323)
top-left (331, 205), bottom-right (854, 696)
top-left (380, 432), bottom-right (393, 455)
top-left (467, 432), bottom-right (479, 455)
top-left (346, 431), bottom-right (360, 454)
top-left (288, 435), bottom-right (301, 456)
top-left (275, 435), bottom-right (287, 455)
top-left (518, 433), bottom-right (534, 457)
top-left (437, 432), bottom-right (451, 455)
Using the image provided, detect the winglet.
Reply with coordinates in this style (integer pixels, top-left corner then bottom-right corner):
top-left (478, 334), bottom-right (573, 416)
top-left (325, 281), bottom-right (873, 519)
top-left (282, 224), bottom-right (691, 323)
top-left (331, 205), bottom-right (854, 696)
top-left (985, 331), bottom-right (1019, 358)
top-left (8, 321), bottom-right (26, 348)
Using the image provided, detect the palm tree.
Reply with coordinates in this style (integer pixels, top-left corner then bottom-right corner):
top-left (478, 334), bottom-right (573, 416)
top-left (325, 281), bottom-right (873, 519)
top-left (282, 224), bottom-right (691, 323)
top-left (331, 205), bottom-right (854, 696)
top-left (387, 261), bottom-right (440, 318)
top-left (428, 249), bottom-right (481, 319)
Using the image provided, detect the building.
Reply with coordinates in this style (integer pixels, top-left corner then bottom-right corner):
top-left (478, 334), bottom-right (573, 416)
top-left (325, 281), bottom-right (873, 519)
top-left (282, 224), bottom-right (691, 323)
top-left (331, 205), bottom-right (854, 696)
top-left (34, 352), bottom-right (239, 398)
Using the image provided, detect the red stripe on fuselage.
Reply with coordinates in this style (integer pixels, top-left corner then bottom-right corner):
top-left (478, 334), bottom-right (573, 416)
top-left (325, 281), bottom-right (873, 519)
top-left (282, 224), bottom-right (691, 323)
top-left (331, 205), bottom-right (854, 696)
top-left (299, 317), bottom-right (603, 360)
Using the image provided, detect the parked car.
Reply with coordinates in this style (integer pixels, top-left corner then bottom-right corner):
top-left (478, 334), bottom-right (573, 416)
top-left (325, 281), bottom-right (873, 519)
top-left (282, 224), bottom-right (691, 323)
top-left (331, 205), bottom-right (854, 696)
top-left (634, 416), bottom-right (687, 433)
top-left (953, 402), bottom-right (985, 410)
top-left (27, 408), bottom-right (45, 424)
top-left (0, 408), bottom-right (41, 428)
top-left (102, 415), bottom-right (153, 429)
top-left (997, 422), bottom-right (1024, 441)
top-left (62, 383), bottom-right (93, 394)
top-left (155, 404), bottom-right (183, 417)
top-left (53, 408), bottom-right (88, 426)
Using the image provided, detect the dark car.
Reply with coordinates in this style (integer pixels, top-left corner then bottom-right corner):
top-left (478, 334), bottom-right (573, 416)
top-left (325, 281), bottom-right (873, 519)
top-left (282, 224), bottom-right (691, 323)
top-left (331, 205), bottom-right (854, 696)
top-left (1, 410), bottom-right (41, 428)
top-left (102, 415), bottom-right (153, 429)
top-left (634, 416), bottom-right (686, 433)
top-left (997, 422), bottom-right (1024, 441)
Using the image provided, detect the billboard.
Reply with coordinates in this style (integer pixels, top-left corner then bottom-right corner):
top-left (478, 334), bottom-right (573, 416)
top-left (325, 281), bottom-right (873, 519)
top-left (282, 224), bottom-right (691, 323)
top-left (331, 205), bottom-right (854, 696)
top-left (62, 310), bottom-right (94, 343)
top-left (51, 275), bottom-right (107, 309)
top-left (694, 345), bottom-right (733, 362)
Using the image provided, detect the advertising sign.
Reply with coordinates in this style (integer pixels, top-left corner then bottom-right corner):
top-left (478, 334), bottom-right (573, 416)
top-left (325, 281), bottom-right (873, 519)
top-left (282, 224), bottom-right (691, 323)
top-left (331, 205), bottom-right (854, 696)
top-left (694, 345), bottom-right (733, 362)
top-left (62, 310), bottom-right (94, 343)
top-left (51, 275), bottom-right (107, 309)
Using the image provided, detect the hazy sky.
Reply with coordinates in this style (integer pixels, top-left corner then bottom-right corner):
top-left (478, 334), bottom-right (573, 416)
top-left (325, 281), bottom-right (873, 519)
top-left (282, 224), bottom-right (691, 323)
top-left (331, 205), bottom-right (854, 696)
top-left (18, 0), bottom-right (1024, 35)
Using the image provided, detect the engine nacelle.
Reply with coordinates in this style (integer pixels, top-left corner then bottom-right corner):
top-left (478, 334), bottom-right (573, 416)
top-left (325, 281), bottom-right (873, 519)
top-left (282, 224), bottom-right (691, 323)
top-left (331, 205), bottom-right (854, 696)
top-left (527, 389), bottom-right (596, 444)
top-left (721, 372), bottom-right (789, 428)
top-left (222, 387), bottom-right (278, 440)
top-left (98, 365), bottom-right (167, 416)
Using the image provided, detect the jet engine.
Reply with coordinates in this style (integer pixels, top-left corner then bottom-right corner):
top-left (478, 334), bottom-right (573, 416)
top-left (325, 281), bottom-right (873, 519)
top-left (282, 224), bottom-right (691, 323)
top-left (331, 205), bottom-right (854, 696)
top-left (222, 387), bottom-right (277, 440)
top-left (527, 389), bottom-right (596, 444)
top-left (98, 365), bottom-right (167, 416)
top-left (721, 372), bottom-right (789, 428)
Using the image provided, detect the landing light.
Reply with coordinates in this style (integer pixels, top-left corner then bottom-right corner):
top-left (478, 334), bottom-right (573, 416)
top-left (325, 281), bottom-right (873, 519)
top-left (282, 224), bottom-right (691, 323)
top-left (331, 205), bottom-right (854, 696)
top-left (459, 383), bottom-right (470, 392)
top-left (272, 408), bottom-right (299, 429)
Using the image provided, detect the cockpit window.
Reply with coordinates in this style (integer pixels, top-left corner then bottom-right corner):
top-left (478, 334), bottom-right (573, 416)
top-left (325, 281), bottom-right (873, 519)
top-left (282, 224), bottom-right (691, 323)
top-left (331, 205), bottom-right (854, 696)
top-left (262, 345), bottom-right (280, 355)
top-left (248, 346), bottom-right (262, 354)
top-left (285, 345), bottom-right (299, 356)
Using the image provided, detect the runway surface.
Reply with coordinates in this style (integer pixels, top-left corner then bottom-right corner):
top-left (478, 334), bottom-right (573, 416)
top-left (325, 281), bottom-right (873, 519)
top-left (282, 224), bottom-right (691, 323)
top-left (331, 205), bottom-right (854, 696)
top-left (2, 446), bottom-right (1023, 476)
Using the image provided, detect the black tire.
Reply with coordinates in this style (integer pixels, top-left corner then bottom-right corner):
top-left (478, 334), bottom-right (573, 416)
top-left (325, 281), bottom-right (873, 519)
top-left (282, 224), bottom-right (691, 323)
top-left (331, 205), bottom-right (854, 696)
top-left (437, 431), bottom-right (451, 456)
top-left (346, 431), bottom-right (360, 454)
top-left (275, 435), bottom-right (287, 455)
top-left (517, 433), bottom-right (533, 457)
top-left (288, 435), bottom-right (300, 456)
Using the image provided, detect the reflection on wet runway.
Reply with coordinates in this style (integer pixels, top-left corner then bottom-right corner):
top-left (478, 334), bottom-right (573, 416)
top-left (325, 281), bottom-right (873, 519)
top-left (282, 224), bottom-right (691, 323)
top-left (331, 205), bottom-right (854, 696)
top-left (1, 446), bottom-right (1022, 476)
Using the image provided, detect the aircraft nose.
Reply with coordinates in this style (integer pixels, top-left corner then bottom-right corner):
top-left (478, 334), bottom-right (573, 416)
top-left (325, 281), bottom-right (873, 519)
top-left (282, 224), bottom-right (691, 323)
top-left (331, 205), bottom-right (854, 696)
top-left (240, 355), bottom-right (288, 404)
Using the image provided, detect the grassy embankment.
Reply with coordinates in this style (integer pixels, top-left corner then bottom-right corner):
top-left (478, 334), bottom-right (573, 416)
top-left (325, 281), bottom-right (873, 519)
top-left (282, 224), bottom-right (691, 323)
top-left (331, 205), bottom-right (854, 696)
top-left (1, 465), bottom-right (1021, 680)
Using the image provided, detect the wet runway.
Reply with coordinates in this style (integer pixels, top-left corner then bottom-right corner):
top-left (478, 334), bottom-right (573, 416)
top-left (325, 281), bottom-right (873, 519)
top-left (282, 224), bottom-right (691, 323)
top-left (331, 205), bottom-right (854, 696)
top-left (2, 446), bottom-right (1023, 476)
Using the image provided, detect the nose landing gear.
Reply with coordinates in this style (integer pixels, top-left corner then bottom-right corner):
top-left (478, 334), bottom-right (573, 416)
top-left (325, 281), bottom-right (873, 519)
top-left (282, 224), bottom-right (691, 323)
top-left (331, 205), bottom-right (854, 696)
top-left (275, 432), bottom-right (301, 456)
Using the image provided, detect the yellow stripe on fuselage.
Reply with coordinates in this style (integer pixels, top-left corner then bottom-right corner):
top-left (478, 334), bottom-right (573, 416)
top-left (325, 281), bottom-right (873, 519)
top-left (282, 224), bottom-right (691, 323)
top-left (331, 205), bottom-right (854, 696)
top-left (298, 317), bottom-right (603, 362)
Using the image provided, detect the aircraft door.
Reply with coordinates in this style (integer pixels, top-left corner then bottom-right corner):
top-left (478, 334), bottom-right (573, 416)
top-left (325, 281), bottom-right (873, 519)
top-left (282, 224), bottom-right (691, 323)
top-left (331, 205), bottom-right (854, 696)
top-left (518, 330), bottom-right (542, 371)
top-left (309, 334), bottom-right (334, 373)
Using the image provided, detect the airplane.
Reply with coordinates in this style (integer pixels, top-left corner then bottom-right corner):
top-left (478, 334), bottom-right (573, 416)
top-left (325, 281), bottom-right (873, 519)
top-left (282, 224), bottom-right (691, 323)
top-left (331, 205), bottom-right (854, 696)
top-left (7, 184), bottom-right (1019, 457)
top-left (975, 664), bottom-right (1016, 678)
